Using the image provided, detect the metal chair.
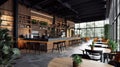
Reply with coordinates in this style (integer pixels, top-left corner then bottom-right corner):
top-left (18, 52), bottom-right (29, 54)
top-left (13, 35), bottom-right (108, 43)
top-left (85, 49), bottom-right (103, 62)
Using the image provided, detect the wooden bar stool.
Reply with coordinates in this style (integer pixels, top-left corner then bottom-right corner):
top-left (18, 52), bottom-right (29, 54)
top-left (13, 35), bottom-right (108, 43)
top-left (60, 41), bottom-right (66, 51)
top-left (39, 43), bottom-right (47, 52)
top-left (52, 42), bottom-right (62, 53)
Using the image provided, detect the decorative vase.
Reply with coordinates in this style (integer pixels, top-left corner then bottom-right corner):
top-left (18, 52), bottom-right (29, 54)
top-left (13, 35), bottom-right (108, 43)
top-left (73, 61), bottom-right (80, 67)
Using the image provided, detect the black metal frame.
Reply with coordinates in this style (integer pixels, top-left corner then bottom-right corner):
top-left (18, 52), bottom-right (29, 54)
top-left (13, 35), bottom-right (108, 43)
top-left (13, 0), bottom-right (18, 48)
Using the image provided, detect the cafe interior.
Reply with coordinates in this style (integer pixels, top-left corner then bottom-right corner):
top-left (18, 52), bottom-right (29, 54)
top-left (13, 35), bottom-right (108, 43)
top-left (0, 0), bottom-right (120, 67)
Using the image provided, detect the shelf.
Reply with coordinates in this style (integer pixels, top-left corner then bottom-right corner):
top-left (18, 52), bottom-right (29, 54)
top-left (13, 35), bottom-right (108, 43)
top-left (18, 14), bottom-right (31, 36)
top-left (0, 12), bottom-right (13, 36)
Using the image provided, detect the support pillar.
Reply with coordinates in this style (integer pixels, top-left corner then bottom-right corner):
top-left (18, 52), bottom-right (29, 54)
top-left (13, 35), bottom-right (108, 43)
top-left (13, 0), bottom-right (18, 48)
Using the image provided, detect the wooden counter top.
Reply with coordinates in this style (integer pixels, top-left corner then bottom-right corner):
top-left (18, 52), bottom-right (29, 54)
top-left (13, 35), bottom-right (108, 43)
top-left (18, 37), bottom-right (81, 52)
top-left (23, 37), bottom-right (80, 42)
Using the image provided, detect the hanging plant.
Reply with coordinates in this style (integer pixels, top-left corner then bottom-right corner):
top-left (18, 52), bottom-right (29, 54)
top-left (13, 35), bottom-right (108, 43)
top-left (31, 19), bottom-right (37, 24)
top-left (39, 21), bottom-right (48, 26)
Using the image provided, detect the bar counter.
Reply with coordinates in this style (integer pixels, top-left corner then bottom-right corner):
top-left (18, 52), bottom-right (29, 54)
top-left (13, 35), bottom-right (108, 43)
top-left (18, 37), bottom-right (81, 52)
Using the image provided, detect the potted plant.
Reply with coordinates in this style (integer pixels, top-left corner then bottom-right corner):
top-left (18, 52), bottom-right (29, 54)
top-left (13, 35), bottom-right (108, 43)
top-left (108, 40), bottom-right (118, 53)
top-left (0, 12), bottom-right (21, 67)
top-left (72, 55), bottom-right (82, 67)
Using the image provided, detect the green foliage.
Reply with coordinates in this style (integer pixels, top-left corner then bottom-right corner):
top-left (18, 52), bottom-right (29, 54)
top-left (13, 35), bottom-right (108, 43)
top-left (31, 19), bottom-right (37, 24)
top-left (72, 55), bottom-right (82, 64)
top-left (0, 13), bottom-right (20, 67)
top-left (31, 19), bottom-right (48, 26)
top-left (104, 24), bottom-right (111, 39)
top-left (0, 28), bottom-right (21, 67)
top-left (39, 21), bottom-right (48, 26)
top-left (108, 40), bottom-right (118, 52)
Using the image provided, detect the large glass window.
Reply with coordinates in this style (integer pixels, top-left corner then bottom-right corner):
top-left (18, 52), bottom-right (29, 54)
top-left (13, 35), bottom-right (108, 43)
top-left (95, 20), bottom-right (104, 27)
top-left (75, 23), bottom-right (80, 35)
top-left (95, 28), bottom-right (104, 37)
top-left (86, 22), bottom-right (94, 28)
top-left (80, 23), bottom-right (86, 28)
top-left (75, 20), bottom-right (107, 38)
top-left (75, 23), bottom-right (80, 28)
top-left (86, 28), bottom-right (94, 37)
top-left (80, 29), bottom-right (86, 37)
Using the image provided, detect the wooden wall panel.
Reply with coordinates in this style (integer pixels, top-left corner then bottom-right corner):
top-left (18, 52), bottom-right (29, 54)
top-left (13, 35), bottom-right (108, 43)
top-left (0, 0), bottom-right (13, 11)
top-left (18, 4), bottom-right (31, 15)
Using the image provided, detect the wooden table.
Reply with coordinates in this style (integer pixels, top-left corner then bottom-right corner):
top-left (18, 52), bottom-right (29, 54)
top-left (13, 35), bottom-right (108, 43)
top-left (85, 47), bottom-right (111, 53)
top-left (48, 57), bottom-right (113, 67)
top-left (94, 44), bottom-right (108, 47)
top-left (80, 45), bottom-right (111, 53)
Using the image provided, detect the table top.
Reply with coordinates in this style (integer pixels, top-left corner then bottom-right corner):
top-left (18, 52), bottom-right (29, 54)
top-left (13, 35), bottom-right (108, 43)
top-left (80, 46), bottom-right (111, 53)
top-left (94, 44), bottom-right (108, 47)
top-left (86, 47), bottom-right (111, 53)
top-left (48, 57), bottom-right (113, 67)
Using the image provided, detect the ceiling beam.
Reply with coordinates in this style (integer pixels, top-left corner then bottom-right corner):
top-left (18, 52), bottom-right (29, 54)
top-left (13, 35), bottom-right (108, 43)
top-left (79, 13), bottom-right (105, 18)
top-left (31, 0), bottom-right (51, 7)
top-left (74, 4), bottom-right (105, 11)
top-left (80, 17), bottom-right (105, 22)
top-left (79, 9), bottom-right (106, 16)
top-left (71, 0), bottom-right (106, 7)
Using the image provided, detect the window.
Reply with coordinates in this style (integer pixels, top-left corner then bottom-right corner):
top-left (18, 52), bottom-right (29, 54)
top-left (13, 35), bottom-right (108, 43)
top-left (95, 28), bottom-right (104, 37)
top-left (86, 22), bottom-right (94, 28)
top-left (80, 29), bottom-right (86, 37)
top-left (105, 19), bottom-right (109, 24)
top-left (95, 20), bottom-right (104, 27)
top-left (86, 28), bottom-right (94, 37)
top-left (75, 23), bottom-right (80, 28)
top-left (80, 23), bottom-right (86, 28)
top-left (75, 20), bottom-right (106, 38)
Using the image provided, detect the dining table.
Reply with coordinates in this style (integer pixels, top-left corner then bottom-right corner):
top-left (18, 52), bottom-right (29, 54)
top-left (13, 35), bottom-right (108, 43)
top-left (93, 43), bottom-right (108, 48)
top-left (80, 45), bottom-right (111, 53)
top-left (48, 57), bottom-right (114, 67)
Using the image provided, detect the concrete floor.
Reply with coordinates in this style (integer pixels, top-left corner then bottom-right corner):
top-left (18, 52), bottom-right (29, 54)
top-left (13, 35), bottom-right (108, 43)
top-left (14, 40), bottom-right (92, 67)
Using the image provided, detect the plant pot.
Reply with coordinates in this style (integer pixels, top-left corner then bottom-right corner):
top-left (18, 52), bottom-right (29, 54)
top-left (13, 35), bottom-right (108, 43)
top-left (73, 61), bottom-right (80, 67)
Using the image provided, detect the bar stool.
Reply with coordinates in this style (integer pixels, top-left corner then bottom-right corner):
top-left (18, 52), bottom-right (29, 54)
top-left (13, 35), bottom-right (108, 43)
top-left (24, 42), bottom-right (29, 53)
top-left (25, 42), bottom-right (34, 53)
top-left (34, 42), bottom-right (40, 54)
top-left (69, 40), bottom-right (72, 46)
top-left (52, 42), bottom-right (62, 53)
top-left (60, 41), bottom-right (66, 51)
top-left (39, 43), bottom-right (47, 52)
